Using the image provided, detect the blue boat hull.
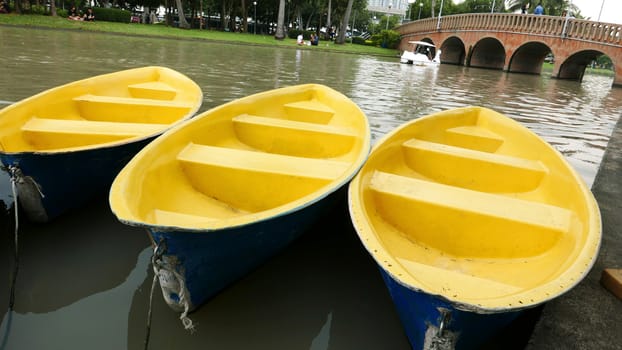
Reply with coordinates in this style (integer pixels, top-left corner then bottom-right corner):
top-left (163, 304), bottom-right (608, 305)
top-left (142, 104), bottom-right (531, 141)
top-left (0, 137), bottom-right (154, 222)
top-left (148, 188), bottom-right (345, 312)
top-left (379, 268), bottom-right (524, 350)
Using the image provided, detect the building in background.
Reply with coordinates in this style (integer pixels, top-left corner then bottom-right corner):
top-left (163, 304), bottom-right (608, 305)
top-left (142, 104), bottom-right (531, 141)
top-left (367, 0), bottom-right (407, 19)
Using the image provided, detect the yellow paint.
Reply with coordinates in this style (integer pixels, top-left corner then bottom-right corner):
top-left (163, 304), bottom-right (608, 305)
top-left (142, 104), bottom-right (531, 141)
top-left (401, 139), bottom-right (547, 193)
top-left (109, 84), bottom-right (370, 230)
top-left (370, 171), bottom-right (569, 258)
top-left (348, 106), bottom-right (601, 311)
top-left (283, 100), bottom-right (336, 123)
top-left (444, 125), bottom-right (504, 152)
top-left (21, 117), bottom-right (169, 150)
top-left (232, 114), bottom-right (358, 158)
top-left (178, 143), bottom-right (349, 212)
top-left (128, 82), bottom-right (178, 100)
top-left (0, 66), bottom-right (202, 153)
top-left (74, 94), bottom-right (194, 123)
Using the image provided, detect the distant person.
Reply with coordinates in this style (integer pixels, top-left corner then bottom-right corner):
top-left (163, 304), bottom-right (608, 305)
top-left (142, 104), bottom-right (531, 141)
top-left (310, 33), bottom-right (319, 46)
top-left (534, 2), bottom-right (544, 15)
top-left (521, 4), bottom-right (527, 14)
top-left (0, 0), bottom-right (10, 13)
top-left (83, 8), bottom-right (95, 21)
top-left (297, 34), bottom-right (304, 45)
top-left (68, 6), bottom-right (81, 20)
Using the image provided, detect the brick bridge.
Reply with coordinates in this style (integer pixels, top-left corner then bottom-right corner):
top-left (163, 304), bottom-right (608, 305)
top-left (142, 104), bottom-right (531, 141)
top-left (396, 13), bottom-right (622, 87)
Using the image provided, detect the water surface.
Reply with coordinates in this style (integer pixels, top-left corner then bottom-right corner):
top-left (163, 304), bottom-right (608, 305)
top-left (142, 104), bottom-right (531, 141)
top-left (0, 26), bottom-right (620, 350)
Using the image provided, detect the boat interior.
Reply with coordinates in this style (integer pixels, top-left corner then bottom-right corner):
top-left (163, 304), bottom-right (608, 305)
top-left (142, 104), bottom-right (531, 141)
top-left (352, 107), bottom-right (599, 309)
top-left (0, 68), bottom-right (199, 152)
top-left (113, 87), bottom-right (369, 229)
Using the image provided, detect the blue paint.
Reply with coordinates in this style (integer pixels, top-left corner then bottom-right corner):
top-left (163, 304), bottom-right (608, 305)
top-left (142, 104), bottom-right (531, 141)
top-left (379, 268), bottom-right (523, 349)
top-left (149, 188), bottom-right (346, 311)
top-left (0, 137), bottom-right (155, 222)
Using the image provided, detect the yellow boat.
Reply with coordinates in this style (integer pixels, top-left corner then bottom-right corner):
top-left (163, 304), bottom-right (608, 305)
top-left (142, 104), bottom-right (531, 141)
top-left (109, 84), bottom-right (370, 321)
top-left (348, 106), bottom-right (601, 349)
top-left (0, 66), bottom-right (202, 222)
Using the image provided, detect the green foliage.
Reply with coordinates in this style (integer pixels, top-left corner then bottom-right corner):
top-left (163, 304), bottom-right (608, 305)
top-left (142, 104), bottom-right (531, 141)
top-left (288, 29), bottom-right (303, 39)
top-left (378, 14), bottom-right (399, 31)
top-left (27, 5), bottom-right (48, 15)
top-left (507, 0), bottom-right (573, 16)
top-left (330, 0), bottom-right (369, 28)
top-left (57, 9), bottom-right (68, 18)
top-left (413, 0), bottom-right (459, 20)
top-left (352, 36), bottom-right (366, 45)
top-left (0, 15), bottom-right (397, 56)
top-left (596, 55), bottom-right (613, 70)
top-left (93, 7), bottom-right (132, 23)
top-left (370, 29), bottom-right (400, 49)
top-left (455, 0), bottom-right (496, 13)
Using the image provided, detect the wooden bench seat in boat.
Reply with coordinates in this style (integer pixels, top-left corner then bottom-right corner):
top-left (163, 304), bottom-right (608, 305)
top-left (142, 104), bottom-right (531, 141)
top-left (232, 114), bottom-right (359, 157)
top-left (368, 171), bottom-right (573, 258)
top-left (177, 143), bottom-right (350, 211)
top-left (73, 94), bottom-right (194, 123)
top-left (21, 117), bottom-right (168, 149)
top-left (402, 138), bottom-right (547, 192)
top-left (151, 209), bottom-right (220, 227)
top-left (396, 257), bottom-right (523, 299)
top-left (444, 125), bottom-right (505, 152)
top-left (283, 101), bottom-right (336, 123)
top-left (127, 82), bottom-right (178, 100)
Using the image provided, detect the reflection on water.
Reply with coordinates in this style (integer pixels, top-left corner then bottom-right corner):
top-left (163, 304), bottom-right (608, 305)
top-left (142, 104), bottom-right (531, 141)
top-left (0, 26), bottom-right (621, 350)
top-left (4, 196), bottom-right (148, 314)
top-left (350, 62), bottom-right (621, 186)
top-left (1, 247), bottom-right (151, 349)
top-left (123, 201), bottom-right (407, 350)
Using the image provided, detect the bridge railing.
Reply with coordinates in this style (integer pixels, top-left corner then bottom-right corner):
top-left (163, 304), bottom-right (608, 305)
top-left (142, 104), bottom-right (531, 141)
top-left (397, 13), bottom-right (621, 45)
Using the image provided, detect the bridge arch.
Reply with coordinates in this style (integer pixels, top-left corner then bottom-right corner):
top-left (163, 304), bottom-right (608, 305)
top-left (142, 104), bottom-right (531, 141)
top-left (509, 42), bottom-right (551, 74)
top-left (469, 37), bottom-right (505, 70)
top-left (558, 50), bottom-right (605, 81)
top-left (439, 36), bottom-right (466, 65)
top-left (396, 13), bottom-right (622, 87)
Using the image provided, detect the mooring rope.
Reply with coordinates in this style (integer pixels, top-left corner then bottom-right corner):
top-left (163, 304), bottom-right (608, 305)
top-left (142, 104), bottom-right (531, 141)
top-left (1, 165), bottom-right (23, 349)
top-left (170, 268), bottom-right (195, 332)
top-left (426, 308), bottom-right (453, 350)
top-left (7, 165), bottom-right (20, 310)
top-left (144, 239), bottom-right (195, 349)
top-left (145, 258), bottom-right (158, 350)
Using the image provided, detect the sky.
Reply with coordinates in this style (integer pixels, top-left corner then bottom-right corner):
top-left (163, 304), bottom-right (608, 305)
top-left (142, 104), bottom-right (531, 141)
top-left (451, 1), bottom-right (622, 25)
top-left (569, 0), bottom-right (621, 24)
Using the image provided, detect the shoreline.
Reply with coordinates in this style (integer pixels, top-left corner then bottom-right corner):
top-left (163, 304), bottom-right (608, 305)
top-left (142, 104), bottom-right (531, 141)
top-left (0, 15), bottom-right (398, 58)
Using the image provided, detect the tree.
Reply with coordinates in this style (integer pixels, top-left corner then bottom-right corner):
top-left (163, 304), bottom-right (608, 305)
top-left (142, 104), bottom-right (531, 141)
top-left (50, 0), bottom-right (57, 16)
top-left (275, 0), bottom-right (286, 39)
top-left (334, 0), bottom-right (352, 44)
top-left (175, 0), bottom-right (191, 28)
top-left (596, 55), bottom-right (613, 70)
top-left (505, 0), bottom-right (574, 16)
top-left (410, 0), bottom-right (458, 19)
top-left (376, 14), bottom-right (395, 31)
top-left (455, 0), bottom-right (495, 13)
top-left (326, 0), bottom-right (332, 30)
top-left (13, 0), bottom-right (22, 14)
top-left (241, 0), bottom-right (248, 32)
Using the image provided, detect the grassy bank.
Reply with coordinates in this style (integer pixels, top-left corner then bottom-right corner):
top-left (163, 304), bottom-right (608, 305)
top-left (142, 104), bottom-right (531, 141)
top-left (585, 67), bottom-right (615, 77)
top-left (543, 62), bottom-right (614, 77)
top-left (0, 14), bottom-right (398, 57)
